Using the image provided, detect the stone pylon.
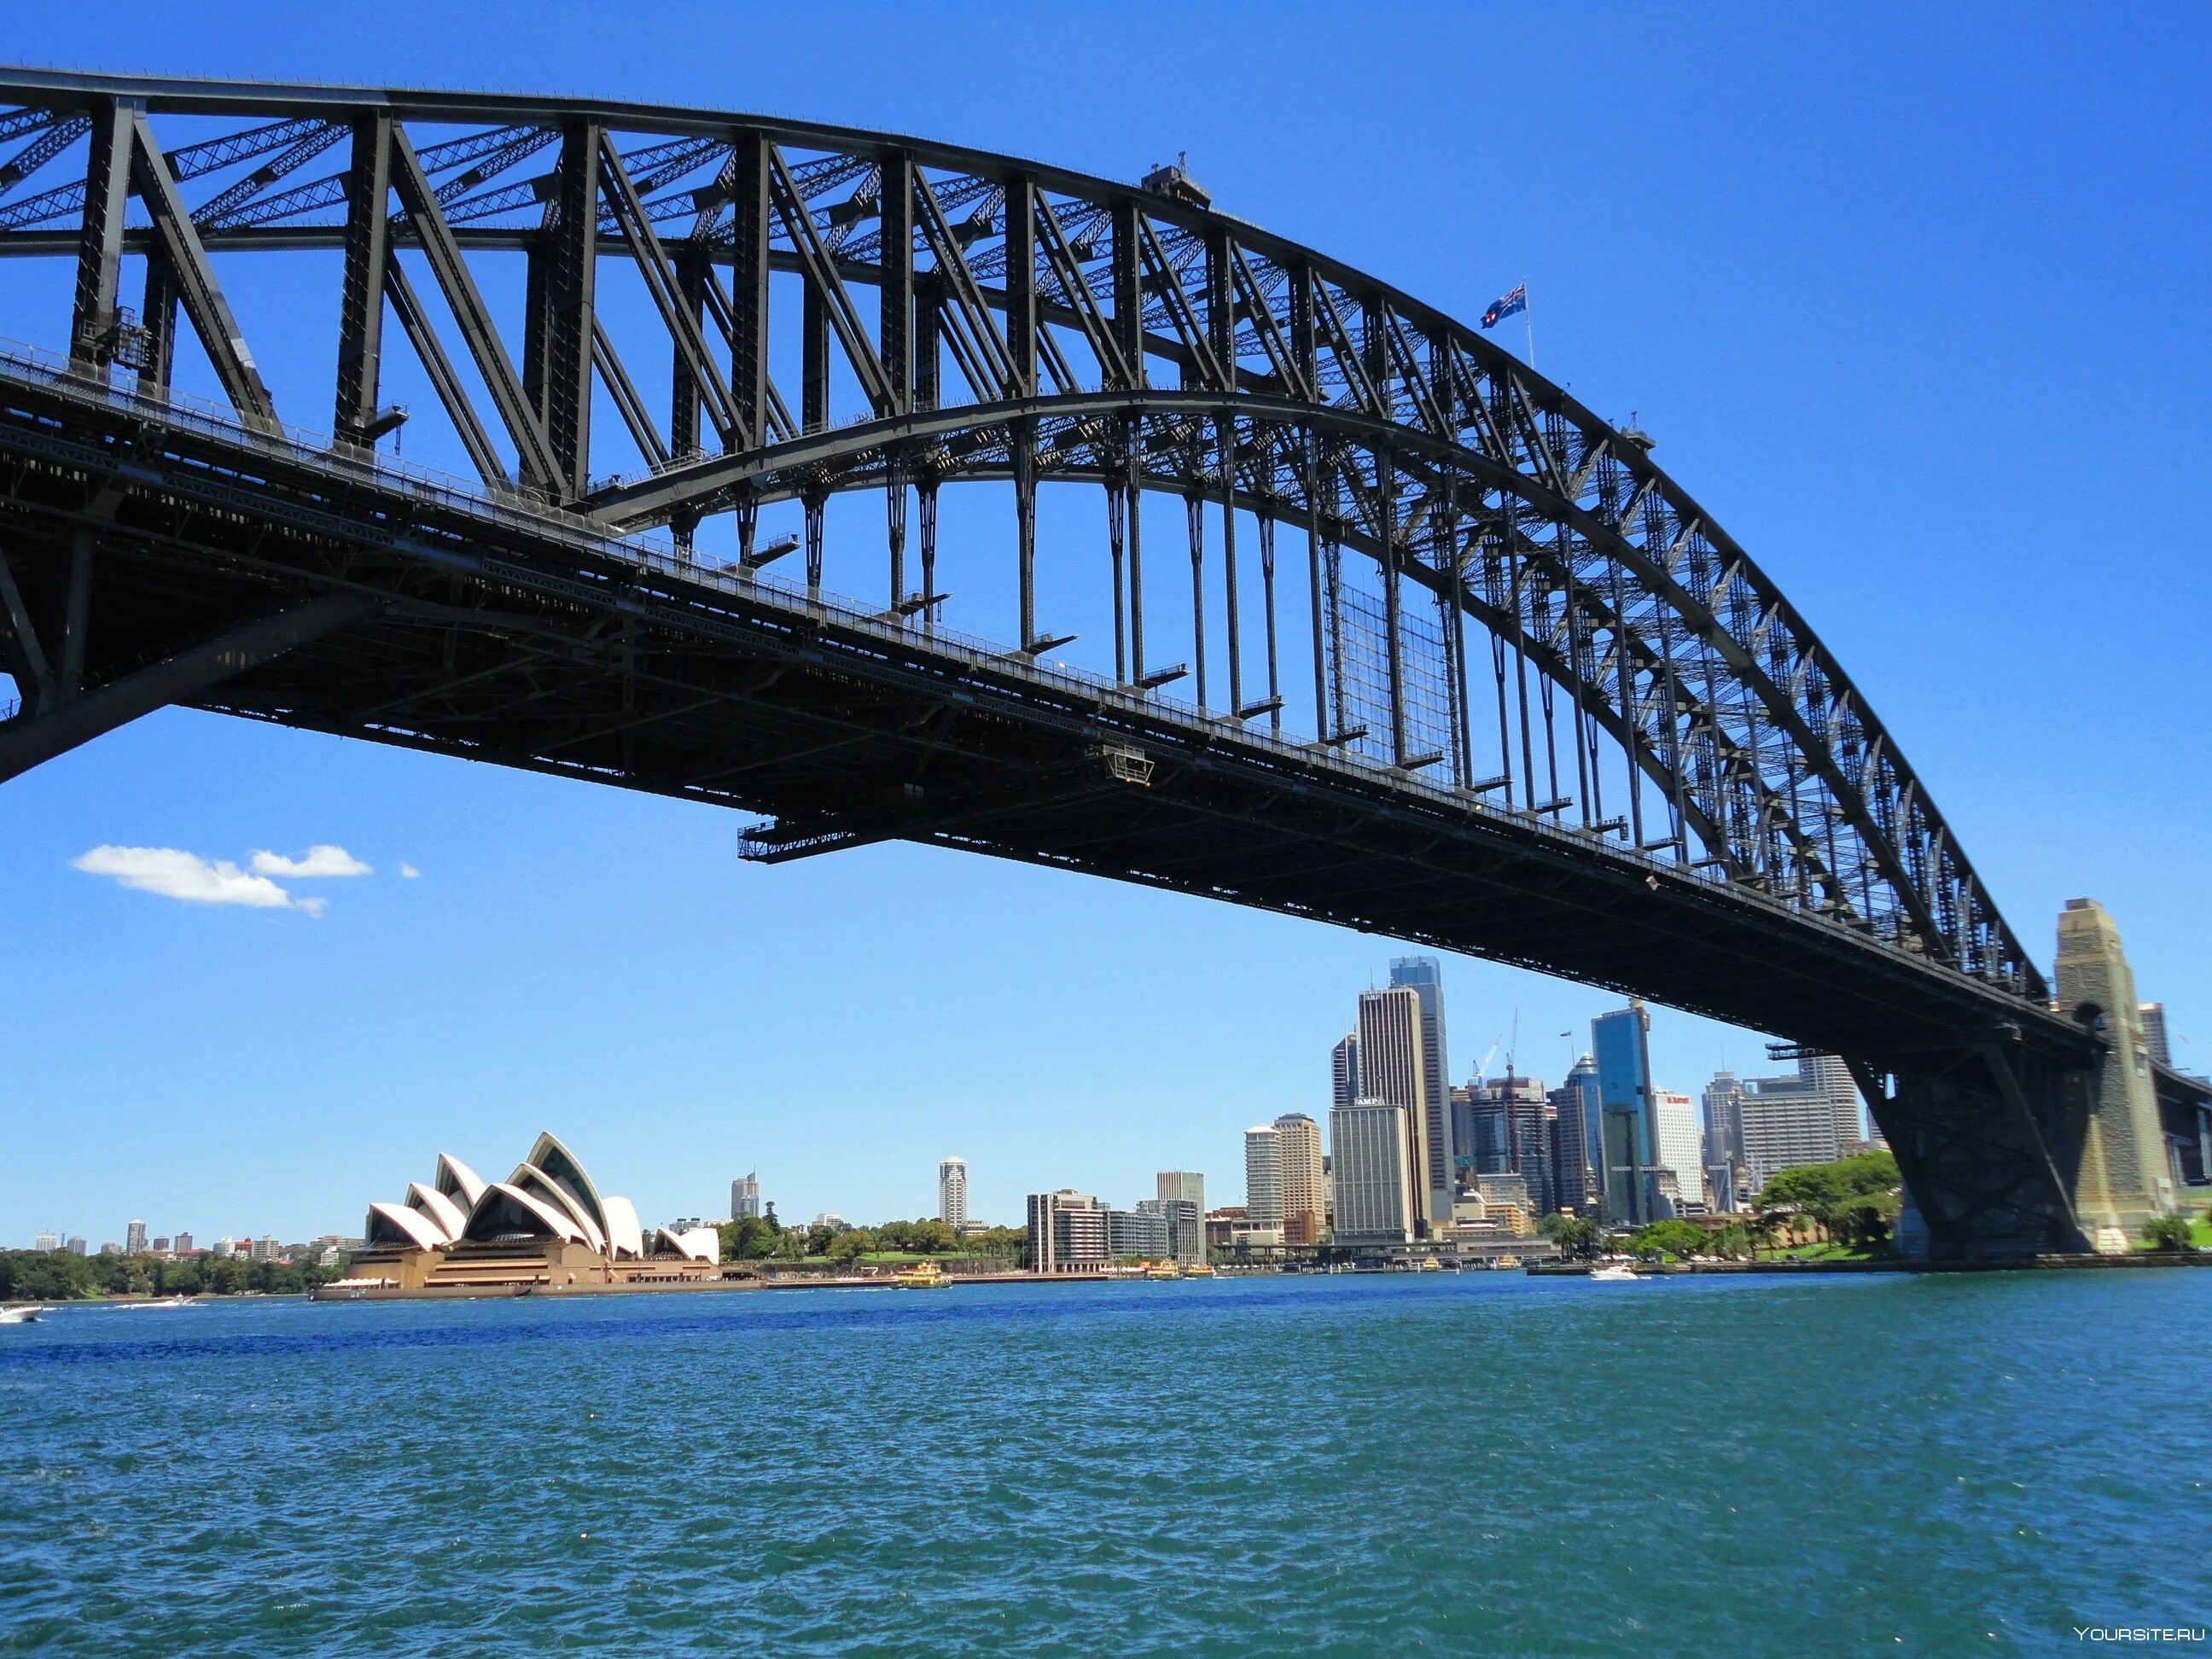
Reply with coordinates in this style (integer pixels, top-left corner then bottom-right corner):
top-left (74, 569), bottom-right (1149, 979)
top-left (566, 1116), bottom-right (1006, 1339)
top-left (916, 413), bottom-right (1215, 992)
top-left (2054, 899), bottom-right (2172, 1249)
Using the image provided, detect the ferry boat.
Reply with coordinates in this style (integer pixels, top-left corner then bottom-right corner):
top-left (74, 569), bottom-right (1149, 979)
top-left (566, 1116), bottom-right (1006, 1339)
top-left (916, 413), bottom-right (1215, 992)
top-left (1495, 1254), bottom-right (1520, 1270)
top-left (890, 1260), bottom-right (949, 1289)
top-left (1144, 1262), bottom-right (1181, 1281)
top-left (1184, 1261), bottom-right (1215, 1278)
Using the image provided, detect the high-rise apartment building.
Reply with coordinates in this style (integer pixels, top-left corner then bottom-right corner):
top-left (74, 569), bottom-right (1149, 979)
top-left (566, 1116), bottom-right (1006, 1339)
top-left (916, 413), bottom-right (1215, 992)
top-left (1330, 1098), bottom-right (1413, 1243)
top-left (1796, 1052), bottom-right (1863, 1149)
top-left (252, 1235), bottom-right (279, 1261)
top-left (1243, 1124), bottom-right (1284, 1231)
top-left (1144, 1190), bottom-right (1205, 1265)
top-left (64, 1237), bottom-right (86, 1255)
top-left (730, 1172), bottom-right (760, 1221)
top-left (1272, 1113), bottom-right (1325, 1243)
top-left (32, 1230), bottom-right (57, 1252)
top-left (1358, 985), bottom-right (1436, 1235)
top-left (173, 1231), bottom-right (194, 1254)
top-left (1388, 958), bottom-right (1456, 1229)
top-left (1108, 1205), bottom-right (1171, 1260)
top-left (125, 1220), bottom-right (147, 1256)
top-left (938, 1157), bottom-right (969, 1229)
top-left (1652, 1089), bottom-right (1705, 1212)
top-left (1592, 1003), bottom-right (1660, 1226)
top-left (1027, 1190), bottom-right (1108, 1274)
top-left (1330, 1033), bottom-right (1361, 1109)
top-left (150, 1237), bottom-right (170, 1254)
top-left (1741, 1076), bottom-right (1842, 1193)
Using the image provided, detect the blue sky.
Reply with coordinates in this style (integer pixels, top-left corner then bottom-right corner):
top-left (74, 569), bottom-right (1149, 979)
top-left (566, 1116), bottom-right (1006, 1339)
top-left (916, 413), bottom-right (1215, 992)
top-left (3, 3), bottom-right (2206, 1246)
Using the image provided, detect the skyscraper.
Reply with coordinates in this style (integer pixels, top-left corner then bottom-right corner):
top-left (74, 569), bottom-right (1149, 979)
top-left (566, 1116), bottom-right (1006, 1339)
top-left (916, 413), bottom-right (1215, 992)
top-left (1592, 1003), bottom-right (1659, 1226)
top-left (730, 1172), bottom-right (760, 1221)
top-left (1156, 1170), bottom-right (1206, 1212)
top-left (2139, 1003), bottom-right (2171, 1069)
top-left (938, 1157), bottom-right (968, 1229)
top-left (1652, 1089), bottom-right (1705, 1212)
top-left (1329, 1098), bottom-right (1413, 1243)
top-left (32, 1230), bottom-right (57, 1252)
top-left (125, 1219), bottom-right (147, 1256)
top-left (1273, 1113), bottom-right (1325, 1243)
top-left (173, 1231), bottom-right (194, 1254)
top-left (1797, 1052), bottom-right (1863, 1148)
top-left (1243, 1124), bottom-right (1284, 1231)
top-left (1388, 958), bottom-right (1456, 1229)
top-left (1547, 1077), bottom-right (1594, 1217)
top-left (1330, 1033), bottom-right (1361, 1109)
top-left (1702, 1073), bottom-right (1748, 1169)
top-left (1359, 985), bottom-right (1435, 1235)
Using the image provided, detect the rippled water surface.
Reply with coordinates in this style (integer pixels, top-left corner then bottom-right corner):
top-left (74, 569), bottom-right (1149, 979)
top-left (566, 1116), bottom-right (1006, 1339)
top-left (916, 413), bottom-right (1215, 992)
top-left (2, 1271), bottom-right (2207, 1655)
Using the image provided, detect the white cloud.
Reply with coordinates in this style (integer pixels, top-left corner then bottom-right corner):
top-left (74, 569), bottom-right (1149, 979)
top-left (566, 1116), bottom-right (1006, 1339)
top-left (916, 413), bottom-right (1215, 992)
top-left (399, 863), bottom-right (421, 879)
top-left (73, 846), bottom-right (301, 910)
top-left (249, 844), bottom-right (373, 879)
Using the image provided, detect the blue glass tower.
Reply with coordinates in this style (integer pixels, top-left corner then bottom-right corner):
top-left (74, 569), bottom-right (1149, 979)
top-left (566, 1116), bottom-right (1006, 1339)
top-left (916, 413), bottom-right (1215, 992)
top-left (1591, 1002), bottom-right (1658, 1225)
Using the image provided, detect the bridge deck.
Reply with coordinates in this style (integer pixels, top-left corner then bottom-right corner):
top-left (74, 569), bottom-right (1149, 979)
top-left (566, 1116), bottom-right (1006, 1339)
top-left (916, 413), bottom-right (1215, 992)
top-left (0, 354), bottom-right (2087, 1068)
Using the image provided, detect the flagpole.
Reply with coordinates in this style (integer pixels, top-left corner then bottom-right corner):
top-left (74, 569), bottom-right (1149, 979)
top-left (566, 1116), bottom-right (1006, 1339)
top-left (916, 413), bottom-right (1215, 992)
top-left (1523, 281), bottom-right (1535, 371)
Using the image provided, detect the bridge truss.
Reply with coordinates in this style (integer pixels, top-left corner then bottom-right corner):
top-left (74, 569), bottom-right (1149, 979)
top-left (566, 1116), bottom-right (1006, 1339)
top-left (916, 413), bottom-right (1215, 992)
top-left (0, 71), bottom-right (2104, 1254)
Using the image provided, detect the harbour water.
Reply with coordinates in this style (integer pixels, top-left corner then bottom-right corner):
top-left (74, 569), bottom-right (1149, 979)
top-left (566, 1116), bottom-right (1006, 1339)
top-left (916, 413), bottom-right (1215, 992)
top-left (1, 1271), bottom-right (2205, 1655)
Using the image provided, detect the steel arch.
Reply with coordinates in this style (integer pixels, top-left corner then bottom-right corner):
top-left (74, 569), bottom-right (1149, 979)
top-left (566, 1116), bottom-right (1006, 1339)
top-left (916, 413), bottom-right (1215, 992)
top-left (0, 68), bottom-right (2043, 1019)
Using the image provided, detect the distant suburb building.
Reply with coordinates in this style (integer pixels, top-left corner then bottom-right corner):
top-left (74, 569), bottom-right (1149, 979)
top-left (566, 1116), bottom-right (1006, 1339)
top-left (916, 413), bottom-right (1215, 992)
top-left (1358, 985), bottom-right (1435, 1237)
top-left (938, 1157), bottom-right (968, 1230)
top-left (1330, 1097), bottom-right (1413, 1243)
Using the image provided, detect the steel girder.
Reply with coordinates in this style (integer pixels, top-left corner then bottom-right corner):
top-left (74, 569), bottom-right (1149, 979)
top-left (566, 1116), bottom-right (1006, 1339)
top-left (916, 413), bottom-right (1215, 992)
top-left (0, 68), bottom-right (2046, 1027)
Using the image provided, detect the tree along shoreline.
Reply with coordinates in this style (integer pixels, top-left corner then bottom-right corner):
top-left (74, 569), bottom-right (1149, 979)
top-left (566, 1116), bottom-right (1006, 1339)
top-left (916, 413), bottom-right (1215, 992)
top-left (0, 1249), bottom-right (346, 1302)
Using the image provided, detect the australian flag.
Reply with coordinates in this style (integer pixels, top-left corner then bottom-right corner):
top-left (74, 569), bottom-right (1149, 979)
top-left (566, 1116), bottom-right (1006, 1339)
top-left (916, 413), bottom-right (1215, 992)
top-left (1481, 284), bottom-right (1527, 329)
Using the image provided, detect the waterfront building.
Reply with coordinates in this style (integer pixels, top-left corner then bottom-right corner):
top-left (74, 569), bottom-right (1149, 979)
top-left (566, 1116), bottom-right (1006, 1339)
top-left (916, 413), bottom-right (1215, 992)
top-left (173, 1231), bottom-right (194, 1254)
top-left (730, 1172), bottom-right (760, 1221)
top-left (1592, 1003), bottom-right (1661, 1227)
top-left (1797, 1052), bottom-right (1864, 1149)
top-left (1358, 985), bottom-right (1435, 1236)
top-left (1330, 1033), bottom-right (1361, 1109)
top-left (938, 1157), bottom-right (969, 1230)
top-left (1740, 1077), bottom-right (1841, 1194)
top-left (1654, 1089), bottom-right (1705, 1212)
top-left (1160, 1197), bottom-right (1204, 1265)
top-left (1329, 1097), bottom-right (1413, 1243)
top-left (1388, 957), bottom-right (1457, 1229)
top-left (32, 1229), bottom-right (57, 1252)
top-left (2140, 1002), bottom-right (2171, 1069)
top-left (339, 1131), bottom-right (719, 1294)
top-left (1471, 1075), bottom-right (1553, 1214)
top-left (125, 1220), bottom-right (147, 1256)
top-left (1563, 1053), bottom-right (1604, 1220)
top-left (1243, 1124), bottom-right (1283, 1230)
top-left (65, 1237), bottom-right (85, 1255)
top-left (1027, 1190), bottom-right (1108, 1274)
top-left (1272, 1114), bottom-right (1325, 1243)
top-left (1108, 1205), bottom-right (1171, 1260)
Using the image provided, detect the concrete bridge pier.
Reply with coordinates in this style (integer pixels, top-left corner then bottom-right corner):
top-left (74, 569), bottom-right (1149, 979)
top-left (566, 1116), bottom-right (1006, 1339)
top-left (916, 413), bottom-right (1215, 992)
top-left (2054, 897), bottom-right (2174, 1249)
top-left (1873, 897), bottom-right (2174, 1260)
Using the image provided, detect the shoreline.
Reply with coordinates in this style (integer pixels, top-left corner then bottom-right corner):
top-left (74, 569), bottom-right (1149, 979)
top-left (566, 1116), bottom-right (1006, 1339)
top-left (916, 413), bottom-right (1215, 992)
top-left (1530, 1252), bottom-right (2212, 1276)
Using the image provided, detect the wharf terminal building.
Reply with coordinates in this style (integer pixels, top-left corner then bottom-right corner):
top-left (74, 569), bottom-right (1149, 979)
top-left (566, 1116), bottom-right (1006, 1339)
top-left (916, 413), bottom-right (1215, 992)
top-left (329, 1131), bottom-right (728, 1296)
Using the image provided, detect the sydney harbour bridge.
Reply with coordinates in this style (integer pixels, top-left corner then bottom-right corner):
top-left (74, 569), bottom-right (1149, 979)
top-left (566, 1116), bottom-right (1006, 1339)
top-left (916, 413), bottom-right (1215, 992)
top-left (0, 70), bottom-right (2199, 1257)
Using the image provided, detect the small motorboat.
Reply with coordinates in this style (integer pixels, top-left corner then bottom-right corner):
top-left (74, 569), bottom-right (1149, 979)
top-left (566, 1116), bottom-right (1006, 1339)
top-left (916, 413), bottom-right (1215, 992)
top-left (1590, 1261), bottom-right (1641, 1283)
top-left (0, 1305), bottom-right (45, 1323)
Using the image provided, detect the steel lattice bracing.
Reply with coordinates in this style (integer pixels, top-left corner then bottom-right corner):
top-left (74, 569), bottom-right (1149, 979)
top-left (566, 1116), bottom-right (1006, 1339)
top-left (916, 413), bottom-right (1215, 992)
top-left (0, 72), bottom-right (2102, 1255)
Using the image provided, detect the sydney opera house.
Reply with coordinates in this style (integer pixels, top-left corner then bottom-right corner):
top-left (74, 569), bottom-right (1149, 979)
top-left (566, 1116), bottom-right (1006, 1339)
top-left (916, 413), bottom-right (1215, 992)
top-left (327, 1131), bottom-right (729, 1296)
